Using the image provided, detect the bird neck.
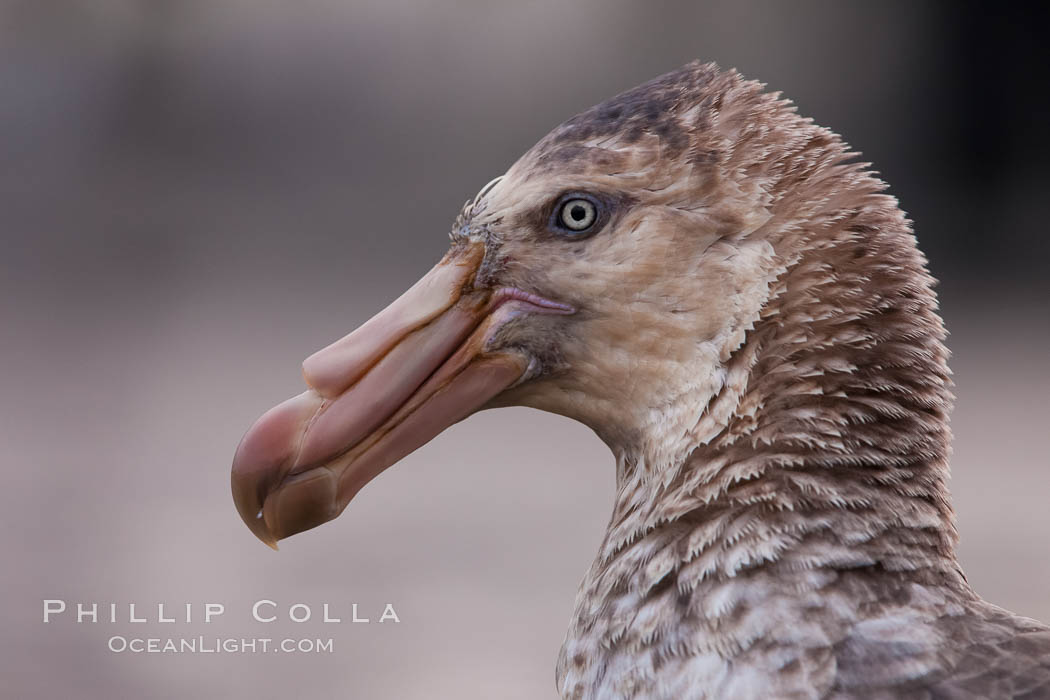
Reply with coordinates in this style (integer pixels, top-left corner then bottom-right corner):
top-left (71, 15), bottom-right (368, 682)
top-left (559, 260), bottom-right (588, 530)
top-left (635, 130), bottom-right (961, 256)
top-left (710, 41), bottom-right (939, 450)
top-left (579, 194), bottom-right (970, 634)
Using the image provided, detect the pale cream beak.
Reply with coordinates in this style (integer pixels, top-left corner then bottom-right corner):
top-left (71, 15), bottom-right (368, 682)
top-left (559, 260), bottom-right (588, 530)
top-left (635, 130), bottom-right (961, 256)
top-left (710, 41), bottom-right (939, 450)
top-left (231, 241), bottom-right (571, 548)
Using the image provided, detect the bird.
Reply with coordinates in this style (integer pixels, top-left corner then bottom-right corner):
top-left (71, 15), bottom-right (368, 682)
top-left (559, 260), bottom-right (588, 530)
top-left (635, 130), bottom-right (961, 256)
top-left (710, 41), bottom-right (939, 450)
top-left (231, 61), bottom-right (1050, 698)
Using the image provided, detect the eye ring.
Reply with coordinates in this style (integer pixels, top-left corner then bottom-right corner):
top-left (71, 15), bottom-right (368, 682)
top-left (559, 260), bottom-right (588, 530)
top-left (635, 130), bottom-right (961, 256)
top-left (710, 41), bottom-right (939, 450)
top-left (549, 193), bottom-right (605, 237)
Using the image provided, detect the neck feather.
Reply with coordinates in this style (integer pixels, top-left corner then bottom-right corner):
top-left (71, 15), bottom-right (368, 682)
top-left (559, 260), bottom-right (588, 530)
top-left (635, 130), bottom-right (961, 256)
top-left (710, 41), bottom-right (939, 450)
top-left (592, 174), bottom-right (965, 609)
top-left (558, 195), bottom-right (971, 693)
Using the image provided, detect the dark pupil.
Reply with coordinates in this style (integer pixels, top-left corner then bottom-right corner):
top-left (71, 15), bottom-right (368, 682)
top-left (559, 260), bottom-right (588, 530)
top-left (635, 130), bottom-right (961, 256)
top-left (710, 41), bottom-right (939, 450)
top-left (570, 204), bottom-right (587, 222)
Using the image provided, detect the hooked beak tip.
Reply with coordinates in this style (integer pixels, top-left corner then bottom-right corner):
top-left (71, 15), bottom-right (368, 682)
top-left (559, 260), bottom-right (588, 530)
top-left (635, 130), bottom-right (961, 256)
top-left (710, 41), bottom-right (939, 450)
top-left (254, 510), bottom-right (281, 550)
top-left (232, 483), bottom-right (281, 550)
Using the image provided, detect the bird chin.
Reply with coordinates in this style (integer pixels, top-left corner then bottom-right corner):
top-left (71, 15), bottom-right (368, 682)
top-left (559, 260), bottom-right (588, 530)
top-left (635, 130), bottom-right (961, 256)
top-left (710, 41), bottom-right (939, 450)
top-left (230, 242), bottom-right (571, 548)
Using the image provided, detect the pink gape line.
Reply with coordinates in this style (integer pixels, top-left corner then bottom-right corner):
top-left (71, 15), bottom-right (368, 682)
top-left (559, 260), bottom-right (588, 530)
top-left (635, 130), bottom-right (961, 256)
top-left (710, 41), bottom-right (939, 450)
top-left (489, 287), bottom-right (576, 315)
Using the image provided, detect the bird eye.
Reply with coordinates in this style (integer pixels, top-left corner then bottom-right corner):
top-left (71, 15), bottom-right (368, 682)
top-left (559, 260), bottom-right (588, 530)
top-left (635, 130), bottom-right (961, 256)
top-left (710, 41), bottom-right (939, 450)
top-left (555, 197), bottom-right (598, 235)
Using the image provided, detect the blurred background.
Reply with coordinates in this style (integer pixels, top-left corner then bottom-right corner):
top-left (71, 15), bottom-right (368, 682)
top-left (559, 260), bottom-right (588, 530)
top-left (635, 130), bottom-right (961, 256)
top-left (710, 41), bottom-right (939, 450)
top-left (1, 1), bottom-right (1047, 698)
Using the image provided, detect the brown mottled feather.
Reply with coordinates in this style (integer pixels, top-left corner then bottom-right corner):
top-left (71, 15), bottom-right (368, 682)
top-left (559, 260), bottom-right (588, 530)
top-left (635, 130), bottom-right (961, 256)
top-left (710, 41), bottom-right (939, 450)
top-left (458, 62), bottom-right (1050, 698)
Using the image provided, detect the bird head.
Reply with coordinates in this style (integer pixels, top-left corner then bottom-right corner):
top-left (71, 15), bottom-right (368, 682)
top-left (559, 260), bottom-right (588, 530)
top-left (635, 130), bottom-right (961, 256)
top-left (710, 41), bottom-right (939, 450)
top-left (231, 61), bottom-right (881, 547)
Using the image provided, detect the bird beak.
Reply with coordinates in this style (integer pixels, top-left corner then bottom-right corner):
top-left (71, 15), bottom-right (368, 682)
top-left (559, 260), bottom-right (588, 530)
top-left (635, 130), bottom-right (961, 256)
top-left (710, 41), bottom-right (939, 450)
top-left (231, 241), bottom-right (531, 548)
